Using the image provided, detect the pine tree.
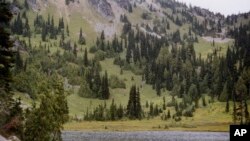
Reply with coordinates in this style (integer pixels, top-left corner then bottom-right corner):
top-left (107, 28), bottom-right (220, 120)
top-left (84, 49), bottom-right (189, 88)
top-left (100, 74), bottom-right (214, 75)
top-left (202, 96), bottom-right (207, 107)
top-left (83, 48), bottom-right (88, 66)
top-left (127, 85), bottom-right (136, 118)
top-left (100, 31), bottom-right (105, 51)
top-left (117, 104), bottom-right (124, 119)
top-left (163, 96), bottom-right (166, 110)
top-left (144, 100), bottom-right (148, 108)
top-left (128, 3), bottom-right (133, 13)
top-left (24, 0), bottom-right (29, 9)
top-left (73, 42), bottom-right (77, 57)
top-left (66, 24), bottom-right (69, 36)
top-left (41, 23), bottom-right (47, 41)
top-left (15, 49), bottom-right (23, 73)
top-left (135, 87), bottom-right (142, 119)
top-left (235, 77), bottom-right (247, 124)
top-left (0, 1), bottom-right (15, 127)
top-left (244, 100), bottom-right (250, 124)
top-left (225, 98), bottom-right (229, 113)
top-left (78, 28), bottom-right (86, 45)
top-left (109, 99), bottom-right (116, 120)
top-left (188, 84), bottom-right (199, 108)
top-left (167, 109), bottom-right (171, 119)
top-left (101, 71), bottom-right (110, 99)
top-left (127, 85), bottom-right (142, 119)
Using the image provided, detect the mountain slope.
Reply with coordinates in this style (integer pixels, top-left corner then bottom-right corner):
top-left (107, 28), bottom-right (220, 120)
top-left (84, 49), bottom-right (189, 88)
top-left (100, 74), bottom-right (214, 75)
top-left (10, 0), bottom-right (250, 131)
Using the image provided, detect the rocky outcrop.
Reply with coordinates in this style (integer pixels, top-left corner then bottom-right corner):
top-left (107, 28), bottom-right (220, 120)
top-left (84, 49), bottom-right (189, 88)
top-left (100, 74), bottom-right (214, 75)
top-left (115, 0), bottom-right (131, 10)
top-left (10, 5), bottom-right (20, 15)
top-left (88, 0), bottom-right (114, 19)
top-left (27, 0), bottom-right (39, 11)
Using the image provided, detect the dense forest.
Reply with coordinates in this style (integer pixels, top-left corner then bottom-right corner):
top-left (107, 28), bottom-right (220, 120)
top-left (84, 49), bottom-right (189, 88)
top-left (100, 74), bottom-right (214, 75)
top-left (0, 0), bottom-right (250, 140)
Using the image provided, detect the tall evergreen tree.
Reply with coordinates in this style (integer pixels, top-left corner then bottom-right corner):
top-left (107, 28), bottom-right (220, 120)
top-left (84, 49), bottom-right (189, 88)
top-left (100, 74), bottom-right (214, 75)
top-left (14, 49), bottom-right (23, 73)
top-left (225, 98), bottom-right (229, 113)
top-left (101, 71), bottom-right (110, 99)
top-left (78, 28), bottom-right (86, 45)
top-left (0, 0), bottom-right (16, 130)
top-left (109, 99), bottom-right (117, 120)
top-left (73, 42), bottom-right (77, 57)
top-left (83, 48), bottom-right (88, 66)
top-left (127, 85), bottom-right (142, 119)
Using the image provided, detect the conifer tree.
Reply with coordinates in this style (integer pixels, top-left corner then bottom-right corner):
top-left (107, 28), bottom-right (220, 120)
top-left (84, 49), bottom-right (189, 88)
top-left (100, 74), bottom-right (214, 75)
top-left (73, 42), bottom-right (77, 57)
top-left (117, 104), bottom-right (124, 119)
top-left (66, 24), bottom-right (69, 36)
top-left (109, 99), bottom-right (117, 120)
top-left (167, 109), bottom-right (171, 119)
top-left (127, 85), bottom-right (142, 119)
top-left (15, 49), bottom-right (23, 73)
top-left (84, 48), bottom-right (88, 66)
top-left (101, 71), bottom-right (110, 99)
top-left (0, 1), bottom-right (15, 128)
top-left (163, 96), bottom-right (166, 110)
top-left (24, 0), bottom-right (29, 9)
top-left (225, 98), bottom-right (229, 113)
top-left (244, 100), bottom-right (250, 124)
top-left (78, 28), bottom-right (86, 45)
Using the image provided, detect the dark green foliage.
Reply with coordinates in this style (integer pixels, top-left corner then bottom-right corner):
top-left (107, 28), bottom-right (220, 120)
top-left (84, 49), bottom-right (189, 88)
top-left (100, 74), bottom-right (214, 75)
top-left (73, 42), bottom-right (77, 57)
top-left (58, 17), bottom-right (64, 30)
top-left (183, 105), bottom-right (195, 117)
top-left (117, 104), bottom-right (124, 119)
top-left (11, 13), bottom-right (23, 35)
top-left (127, 85), bottom-right (142, 119)
top-left (78, 28), bottom-right (86, 45)
top-left (84, 101), bottom-right (124, 121)
top-left (78, 79), bottom-right (93, 98)
top-left (172, 29), bottom-right (181, 43)
top-left (163, 96), bottom-right (166, 110)
top-left (225, 98), bottom-right (229, 113)
top-left (66, 24), bottom-right (69, 36)
top-left (128, 3), bottom-right (133, 13)
top-left (100, 71), bottom-right (110, 99)
top-left (83, 48), bottom-right (88, 66)
top-left (24, 0), bottom-right (29, 9)
top-left (14, 49), bottom-right (23, 73)
top-left (145, 101), bottom-right (149, 108)
top-left (202, 96), bottom-right (207, 107)
top-left (167, 109), bottom-right (171, 119)
top-left (0, 1), bottom-right (17, 134)
top-left (109, 75), bottom-right (126, 89)
top-left (141, 12), bottom-right (152, 20)
top-left (188, 84), bottom-right (200, 108)
top-left (109, 99), bottom-right (117, 120)
top-left (244, 100), bottom-right (250, 124)
top-left (23, 75), bottom-right (69, 141)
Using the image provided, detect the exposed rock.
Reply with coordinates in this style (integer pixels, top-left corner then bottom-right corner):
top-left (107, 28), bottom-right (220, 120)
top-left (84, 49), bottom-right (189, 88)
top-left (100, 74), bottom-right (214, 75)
top-left (115, 0), bottom-right (131, 10)
top-left (8, 136), bottom-right (21, 141)
top-left (27, 0), bottom-right (40, 11)
top-left (88, 0), bottom-right (114, 20)
top-left (10, 5), bottom-right (20, 15)
top-left (0, 135), bottom-right (8, 141)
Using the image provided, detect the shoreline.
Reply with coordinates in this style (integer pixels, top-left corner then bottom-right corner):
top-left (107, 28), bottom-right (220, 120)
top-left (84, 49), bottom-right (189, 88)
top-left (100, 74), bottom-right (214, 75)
top-left (64, 120), bottom-right (231, 132)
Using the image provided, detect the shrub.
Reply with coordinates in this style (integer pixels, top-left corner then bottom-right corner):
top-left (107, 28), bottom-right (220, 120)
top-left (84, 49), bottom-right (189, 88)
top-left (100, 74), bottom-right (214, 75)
top-left (94, 50), bottom-right (106, 61)
top-left (109, 75), bottom-right (126, 89)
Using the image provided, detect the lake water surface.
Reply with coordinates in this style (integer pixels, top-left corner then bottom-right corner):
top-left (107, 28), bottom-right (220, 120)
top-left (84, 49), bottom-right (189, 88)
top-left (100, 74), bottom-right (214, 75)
top-left (62, 131), bottom-right (229, 141)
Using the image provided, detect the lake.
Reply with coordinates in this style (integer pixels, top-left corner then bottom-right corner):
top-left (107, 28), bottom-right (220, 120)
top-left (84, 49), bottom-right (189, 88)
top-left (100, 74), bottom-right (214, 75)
top-left (62, 131), bottom-right (229, 141)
